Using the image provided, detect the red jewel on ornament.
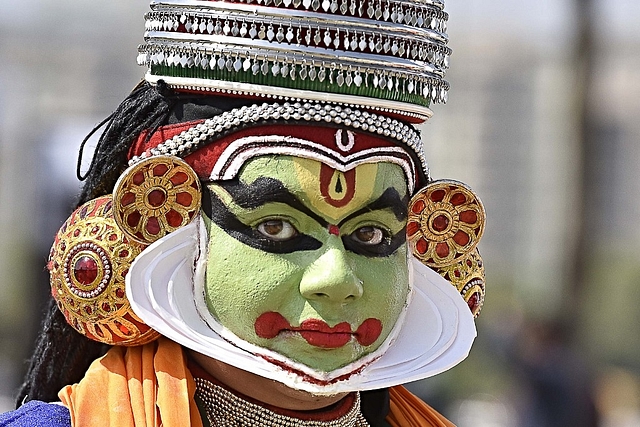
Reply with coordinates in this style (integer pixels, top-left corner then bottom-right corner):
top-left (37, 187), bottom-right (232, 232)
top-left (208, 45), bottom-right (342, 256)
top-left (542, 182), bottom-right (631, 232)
top-left (73, 255), bottom-right (99, 285)
top-left (147, 189), bottom-right (167, 207)
top-left (165, 210), bottom-right (183, 227)
top-left (432, 214), bottom-right (449, 232)
top-left (153, 164), bottom-right (168, 176)
top-left (467, 291), bottom-right (482, 316)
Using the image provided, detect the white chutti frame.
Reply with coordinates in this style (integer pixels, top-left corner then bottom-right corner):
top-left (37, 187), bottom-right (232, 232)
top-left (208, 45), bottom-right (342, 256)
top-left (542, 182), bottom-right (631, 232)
top-left (127, 217), bottom-right (475, 394)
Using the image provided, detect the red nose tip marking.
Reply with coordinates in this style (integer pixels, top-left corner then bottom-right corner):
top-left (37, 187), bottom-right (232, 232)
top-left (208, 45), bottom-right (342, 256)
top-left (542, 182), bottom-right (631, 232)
top-left (328, 225), bottom-right (340, 236)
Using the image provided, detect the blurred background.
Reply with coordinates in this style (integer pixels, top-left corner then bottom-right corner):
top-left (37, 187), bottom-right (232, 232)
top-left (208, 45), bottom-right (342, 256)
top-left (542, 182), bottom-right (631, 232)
top-left (1, 0), bottom-right (639, 425)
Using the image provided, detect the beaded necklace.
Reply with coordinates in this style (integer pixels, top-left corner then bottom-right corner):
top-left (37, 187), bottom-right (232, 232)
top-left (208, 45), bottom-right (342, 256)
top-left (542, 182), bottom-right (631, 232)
top-left (194, 377), bottom-right (370, 427)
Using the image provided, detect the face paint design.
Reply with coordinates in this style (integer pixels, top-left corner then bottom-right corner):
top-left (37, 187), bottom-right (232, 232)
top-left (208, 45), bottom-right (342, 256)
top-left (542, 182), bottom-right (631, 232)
top-left (201, 156), bottom-right (410, 372)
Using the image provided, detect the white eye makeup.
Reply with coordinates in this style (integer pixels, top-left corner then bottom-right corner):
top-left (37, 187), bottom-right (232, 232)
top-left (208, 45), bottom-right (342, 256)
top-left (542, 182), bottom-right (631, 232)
top-left (351, 226), bottom-right (385, 245)
top-left (256, 219), bottom-right (298, 241)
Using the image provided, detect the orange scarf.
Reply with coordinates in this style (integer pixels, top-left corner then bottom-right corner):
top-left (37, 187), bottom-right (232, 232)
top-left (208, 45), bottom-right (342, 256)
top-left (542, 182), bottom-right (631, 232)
top-left (59, 337), bottom-right (203, 427)
top-left (59, 338), bottom-right (454, 427)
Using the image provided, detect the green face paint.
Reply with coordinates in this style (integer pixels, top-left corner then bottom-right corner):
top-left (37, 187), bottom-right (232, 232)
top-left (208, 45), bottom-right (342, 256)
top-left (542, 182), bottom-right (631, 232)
top-left (202, 156), bottom-right (410, 372)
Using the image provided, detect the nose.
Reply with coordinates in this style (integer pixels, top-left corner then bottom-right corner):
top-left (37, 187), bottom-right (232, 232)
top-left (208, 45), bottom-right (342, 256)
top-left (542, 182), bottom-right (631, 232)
top-left (299, 245), bottom-right (363, 303)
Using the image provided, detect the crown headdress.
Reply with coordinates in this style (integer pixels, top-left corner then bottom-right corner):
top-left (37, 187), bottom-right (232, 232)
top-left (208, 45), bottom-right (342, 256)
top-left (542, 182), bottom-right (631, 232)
top-left (137, 0), bottom-right (451, 121)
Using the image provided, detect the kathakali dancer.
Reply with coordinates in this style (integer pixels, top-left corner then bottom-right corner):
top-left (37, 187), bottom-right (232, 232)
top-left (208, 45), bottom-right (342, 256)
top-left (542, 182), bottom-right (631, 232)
top-left (1, 0), bottom-right (486, 425)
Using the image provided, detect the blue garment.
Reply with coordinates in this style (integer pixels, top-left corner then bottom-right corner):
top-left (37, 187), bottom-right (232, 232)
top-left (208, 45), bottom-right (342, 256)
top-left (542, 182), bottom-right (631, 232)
top-left (0, 401), bottom-right (71, 427)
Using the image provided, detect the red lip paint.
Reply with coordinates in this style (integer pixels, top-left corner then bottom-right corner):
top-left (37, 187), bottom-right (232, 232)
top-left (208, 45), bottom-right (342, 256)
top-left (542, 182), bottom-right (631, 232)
top-left (254, 312), bottom-right (382, 348)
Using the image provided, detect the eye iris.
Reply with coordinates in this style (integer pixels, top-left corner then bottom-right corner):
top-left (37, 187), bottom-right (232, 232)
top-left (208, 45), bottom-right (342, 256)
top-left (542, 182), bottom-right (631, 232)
top-left (257, 220), bottom-right (297, 241)
top-left (262, 220), bottom-right (284, 236)
top-left (355, 227), bottom-right (383, 245)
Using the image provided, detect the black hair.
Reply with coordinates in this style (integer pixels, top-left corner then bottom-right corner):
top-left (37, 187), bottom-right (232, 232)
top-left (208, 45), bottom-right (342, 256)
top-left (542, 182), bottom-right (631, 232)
top-left (16, 81), bottom-right (178, 406)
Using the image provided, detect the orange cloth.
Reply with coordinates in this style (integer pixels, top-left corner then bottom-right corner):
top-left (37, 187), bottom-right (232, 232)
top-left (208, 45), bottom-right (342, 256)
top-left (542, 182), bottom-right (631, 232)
top-left (58, 337), bottom-right (203, 427)
top-left (59, 337), bottom-right (453, 427)
top-left (387, 386), bottom-right (456, 427)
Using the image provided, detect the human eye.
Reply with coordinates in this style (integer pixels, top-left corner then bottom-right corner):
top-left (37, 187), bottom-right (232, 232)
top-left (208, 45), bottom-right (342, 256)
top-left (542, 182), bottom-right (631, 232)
top-left (343, 222), bottom-right (405, 257)
top-left (351, 226), bottom-right (385, 245)
top-left (256, 219), bottom-right (298, 241)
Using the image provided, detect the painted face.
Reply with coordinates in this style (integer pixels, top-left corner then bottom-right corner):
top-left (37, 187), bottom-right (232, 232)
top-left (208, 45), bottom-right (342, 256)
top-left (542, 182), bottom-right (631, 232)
top-left (201, 156), bottom-right (410, 372)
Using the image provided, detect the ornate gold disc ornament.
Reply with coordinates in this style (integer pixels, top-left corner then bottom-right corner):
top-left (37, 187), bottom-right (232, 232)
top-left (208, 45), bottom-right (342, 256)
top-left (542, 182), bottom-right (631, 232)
top-left (113, 156), bottom-right (202, 245)
top-left (48, 196), bottom-right (159, 345)
top-left (407, 180), bottom-right (487, 317)
top-left (432, 248), bottom-right (485, 317)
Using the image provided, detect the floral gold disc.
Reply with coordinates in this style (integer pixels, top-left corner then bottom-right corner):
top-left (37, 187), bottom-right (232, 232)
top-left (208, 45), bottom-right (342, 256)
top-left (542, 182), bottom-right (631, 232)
top-left (113, 156), bottom-right (201, 245)
top-left (48, 196), bottom-right (160, 346)
top-left (407, 180), bottom-right (485, 268)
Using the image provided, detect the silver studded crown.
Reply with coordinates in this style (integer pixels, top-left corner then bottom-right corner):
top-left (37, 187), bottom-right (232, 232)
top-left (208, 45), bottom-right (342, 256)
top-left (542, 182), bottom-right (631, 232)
top-left (137, 0), bottom-right (451, 122)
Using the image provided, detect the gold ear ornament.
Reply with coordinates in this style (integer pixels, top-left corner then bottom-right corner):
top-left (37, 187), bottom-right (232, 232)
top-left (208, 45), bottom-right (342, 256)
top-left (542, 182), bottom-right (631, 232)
top-left (407, 180), bottom-right (485, 268)
top-left (408, 180), bottom-right (487, 317)
top-left (432, 248), bottom-right (486, 318)
top-left (112, 156), bottom-right (202, 245)
top-left (48, 196), bottom-right (160, 345)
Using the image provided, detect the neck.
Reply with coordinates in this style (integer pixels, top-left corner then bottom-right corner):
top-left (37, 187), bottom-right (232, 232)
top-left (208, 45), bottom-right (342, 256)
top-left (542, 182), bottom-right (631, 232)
top-left (188, 350), bottom-right (349, 411)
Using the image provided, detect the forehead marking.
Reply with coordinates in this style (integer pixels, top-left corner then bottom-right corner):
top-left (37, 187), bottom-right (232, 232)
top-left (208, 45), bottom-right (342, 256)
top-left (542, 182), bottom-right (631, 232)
top-left (293, 158), bottom-right (378, 221)
top-left (205, 135), bottom-right (416, 194)
top-left (335, 129), bottom-right (355, 152)
top-left (320, 165), bottom-right (356, 208)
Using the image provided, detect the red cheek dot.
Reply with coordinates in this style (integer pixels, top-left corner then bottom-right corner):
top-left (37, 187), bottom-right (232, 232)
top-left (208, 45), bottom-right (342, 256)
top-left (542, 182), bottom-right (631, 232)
top-left (255, 312), bottom-right (290, 339)
top-left (355, 318), bottom-right (383, 346)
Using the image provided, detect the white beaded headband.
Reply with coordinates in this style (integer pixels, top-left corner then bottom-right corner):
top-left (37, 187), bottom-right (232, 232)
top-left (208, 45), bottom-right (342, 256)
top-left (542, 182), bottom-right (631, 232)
top-left (130, 100), bottom-right (430, 185)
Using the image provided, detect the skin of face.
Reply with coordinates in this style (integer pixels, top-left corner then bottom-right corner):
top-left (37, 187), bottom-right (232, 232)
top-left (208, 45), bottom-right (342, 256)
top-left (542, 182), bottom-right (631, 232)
top-left (201, 155), bottom-right (410, 372)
